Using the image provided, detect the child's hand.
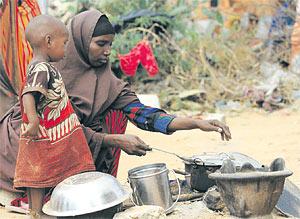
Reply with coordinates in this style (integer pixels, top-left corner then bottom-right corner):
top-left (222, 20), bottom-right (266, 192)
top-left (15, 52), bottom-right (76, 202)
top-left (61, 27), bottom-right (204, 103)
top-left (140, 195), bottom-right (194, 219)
top-left (22, 122), bottom-right (39, 143)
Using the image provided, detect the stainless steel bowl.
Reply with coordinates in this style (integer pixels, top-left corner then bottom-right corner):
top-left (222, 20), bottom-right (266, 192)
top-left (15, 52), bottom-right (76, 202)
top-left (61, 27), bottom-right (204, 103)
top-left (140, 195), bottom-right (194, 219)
top-left (42, 171), bottom-right (130, 217)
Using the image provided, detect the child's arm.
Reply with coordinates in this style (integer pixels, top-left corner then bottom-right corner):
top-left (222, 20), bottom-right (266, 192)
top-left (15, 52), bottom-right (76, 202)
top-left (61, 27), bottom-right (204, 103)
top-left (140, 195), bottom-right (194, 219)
top-left (22, 92), bottom-right (39, 138)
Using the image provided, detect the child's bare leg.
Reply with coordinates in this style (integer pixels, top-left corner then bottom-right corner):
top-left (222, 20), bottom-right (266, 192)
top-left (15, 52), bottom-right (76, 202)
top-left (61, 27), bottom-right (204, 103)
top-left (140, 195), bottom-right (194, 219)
top-left (27, 187), bottom-right (32, 210)
top-left (27, 187), bottom-right (45, 218)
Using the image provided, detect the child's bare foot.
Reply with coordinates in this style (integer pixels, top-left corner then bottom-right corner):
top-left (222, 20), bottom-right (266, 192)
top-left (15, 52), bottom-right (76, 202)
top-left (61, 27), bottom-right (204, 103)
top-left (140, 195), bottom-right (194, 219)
top-left (26, 210), bottom-right (41, 219)
top-left (26, 211), bottom-right (56, 219)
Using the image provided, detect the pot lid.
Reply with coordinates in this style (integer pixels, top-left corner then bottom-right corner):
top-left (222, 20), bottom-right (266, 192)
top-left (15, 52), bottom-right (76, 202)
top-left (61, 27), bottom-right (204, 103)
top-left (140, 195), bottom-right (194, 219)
top-left (183, 152), bottom-right (244, 166)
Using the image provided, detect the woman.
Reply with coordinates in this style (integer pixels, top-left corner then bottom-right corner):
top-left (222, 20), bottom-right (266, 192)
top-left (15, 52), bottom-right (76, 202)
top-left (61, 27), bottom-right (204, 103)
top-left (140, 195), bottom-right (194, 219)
top-left (54, 9), bottom-right (231, 177)
top-left (0, 9), bottom-right (231, 200)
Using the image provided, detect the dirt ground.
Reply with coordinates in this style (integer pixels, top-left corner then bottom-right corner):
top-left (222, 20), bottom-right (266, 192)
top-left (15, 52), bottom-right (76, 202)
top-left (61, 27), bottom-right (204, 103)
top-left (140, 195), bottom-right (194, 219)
top-left (118, 109), bottom-right (300, 187)
top-left (1, 109), bottom-right (300, 218)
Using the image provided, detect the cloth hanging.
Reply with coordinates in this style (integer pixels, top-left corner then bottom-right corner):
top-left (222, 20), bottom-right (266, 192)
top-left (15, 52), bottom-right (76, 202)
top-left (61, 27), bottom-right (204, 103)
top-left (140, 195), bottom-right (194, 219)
top-left (0, 0), bottom-right (41, 93)
top-left (118, 38), bottom-right (159, 77)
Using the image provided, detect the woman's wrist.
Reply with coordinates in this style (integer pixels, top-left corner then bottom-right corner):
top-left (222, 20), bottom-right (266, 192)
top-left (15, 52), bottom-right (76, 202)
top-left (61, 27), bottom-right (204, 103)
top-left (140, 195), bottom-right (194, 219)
top-left (103, 134), bottom-right (119, 148)
top-left (168, 117), bottom-right (199, 131)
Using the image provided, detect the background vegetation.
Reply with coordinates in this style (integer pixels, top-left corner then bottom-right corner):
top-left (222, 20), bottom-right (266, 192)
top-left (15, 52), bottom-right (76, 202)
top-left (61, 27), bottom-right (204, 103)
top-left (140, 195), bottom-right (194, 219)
top-left (49, 0), bottom-right (300, 112)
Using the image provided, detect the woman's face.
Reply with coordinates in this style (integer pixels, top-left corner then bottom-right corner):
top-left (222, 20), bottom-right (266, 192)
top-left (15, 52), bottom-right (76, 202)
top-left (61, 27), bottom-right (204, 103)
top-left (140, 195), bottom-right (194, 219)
top-left (88, 34), bottom-right (115, 67)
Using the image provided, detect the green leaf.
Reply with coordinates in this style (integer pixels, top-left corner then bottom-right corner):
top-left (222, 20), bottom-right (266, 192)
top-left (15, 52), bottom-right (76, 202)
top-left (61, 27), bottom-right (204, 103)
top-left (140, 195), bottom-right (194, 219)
top-left (215, 11), bottom-right (224, 24)
top-left (139, 0), bottom-right (146, 9)
top-left (67, 5), bottom-right (76, 12)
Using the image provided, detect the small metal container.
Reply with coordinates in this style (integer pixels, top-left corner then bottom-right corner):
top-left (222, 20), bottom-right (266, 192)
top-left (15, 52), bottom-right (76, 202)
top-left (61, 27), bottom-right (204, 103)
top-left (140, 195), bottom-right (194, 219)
top-left (43, 172), bottom-right (130, 217)
top-left (128, 163), bottom-right (180, 214)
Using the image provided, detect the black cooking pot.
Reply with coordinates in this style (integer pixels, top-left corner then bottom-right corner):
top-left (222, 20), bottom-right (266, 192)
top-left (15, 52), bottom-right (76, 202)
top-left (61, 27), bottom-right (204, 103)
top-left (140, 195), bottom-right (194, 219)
top-left (181, 152), bottom-right (260, 192)
top-left (185, 162), bottom-right (221, 192)
top-left (182, 154), bottom-right (229, 192)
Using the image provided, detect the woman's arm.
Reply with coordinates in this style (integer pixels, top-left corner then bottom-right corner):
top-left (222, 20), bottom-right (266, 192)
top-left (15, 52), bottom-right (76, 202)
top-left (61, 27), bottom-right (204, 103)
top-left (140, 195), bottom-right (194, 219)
top-left (103, 134), bottom-right (151, 156)
top-left (122, 102), bottom-right (175, 134)
top-left (167, 117), bottom-right (231, 141)
top-left (81, 124), bottom-right (150, 157)
top-left (122, 102), bottom-right (231, 140)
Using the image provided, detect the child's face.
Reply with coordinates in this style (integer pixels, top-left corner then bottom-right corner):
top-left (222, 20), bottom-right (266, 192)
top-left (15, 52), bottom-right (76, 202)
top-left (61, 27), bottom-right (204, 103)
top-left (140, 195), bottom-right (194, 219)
top-left (48, 28), bottom-right (69, 62)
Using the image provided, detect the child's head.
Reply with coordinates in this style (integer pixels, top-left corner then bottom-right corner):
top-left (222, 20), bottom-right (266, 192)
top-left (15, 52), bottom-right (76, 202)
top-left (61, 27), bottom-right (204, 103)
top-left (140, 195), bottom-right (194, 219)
top-left (25, 14), bottom-right (68, 62)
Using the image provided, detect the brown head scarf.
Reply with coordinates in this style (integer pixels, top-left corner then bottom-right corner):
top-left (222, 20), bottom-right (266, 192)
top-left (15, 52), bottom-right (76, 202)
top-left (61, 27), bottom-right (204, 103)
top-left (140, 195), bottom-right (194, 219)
top-left (54, 10), bottom-right (137, 126)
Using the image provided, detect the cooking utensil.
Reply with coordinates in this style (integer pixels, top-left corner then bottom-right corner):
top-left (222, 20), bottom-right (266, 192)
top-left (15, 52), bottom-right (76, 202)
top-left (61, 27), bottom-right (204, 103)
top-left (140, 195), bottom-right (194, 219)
top-left (150, 147), bottom-right (203, 164)
top-left (128, 163), bottom-right (180, 214)
top-left (43, 171), bottom-right (130, 217)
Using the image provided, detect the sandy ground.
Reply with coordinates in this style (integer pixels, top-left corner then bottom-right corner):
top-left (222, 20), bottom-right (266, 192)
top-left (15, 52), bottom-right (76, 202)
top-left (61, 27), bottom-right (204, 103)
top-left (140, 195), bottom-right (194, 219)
top-left (1, 109), bottom-right (300, 218)
top-left (118, 109), bottom-right (300, 187)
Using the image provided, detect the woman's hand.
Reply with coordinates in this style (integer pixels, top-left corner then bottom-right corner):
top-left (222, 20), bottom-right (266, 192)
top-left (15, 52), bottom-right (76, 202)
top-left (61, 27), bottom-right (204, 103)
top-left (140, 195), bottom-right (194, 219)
top-left (103, 134), bottom-right (151, 156)
top-left (196, 119), bottom-right (231, 141)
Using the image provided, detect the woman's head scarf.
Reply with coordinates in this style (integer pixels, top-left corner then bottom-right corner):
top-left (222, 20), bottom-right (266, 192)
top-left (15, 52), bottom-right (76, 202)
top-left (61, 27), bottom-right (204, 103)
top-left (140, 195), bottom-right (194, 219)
top-left (54, 10), bottom-right (137, 125)
top-left (92, 15), bottom-right (115, 37)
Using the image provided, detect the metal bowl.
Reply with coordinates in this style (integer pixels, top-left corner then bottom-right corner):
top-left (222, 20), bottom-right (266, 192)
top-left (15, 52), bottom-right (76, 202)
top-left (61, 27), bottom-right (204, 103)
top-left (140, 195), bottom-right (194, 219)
top-left (42, 171), bottom-right (130, 217)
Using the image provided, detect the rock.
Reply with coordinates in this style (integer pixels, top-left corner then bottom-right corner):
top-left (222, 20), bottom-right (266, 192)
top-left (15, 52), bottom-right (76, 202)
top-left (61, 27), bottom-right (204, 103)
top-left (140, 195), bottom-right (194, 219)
top-left (136, 94), bottom-right (161, 108)
top-left (219, 159), bottom-right (236, 174)
top-left (113, 205), bottom-right (166, 219)
top-left (269, 158), bottom-right (285, 171)
top-left (239, 162), bottom-right (256, 172)
top-left (203, 186), bottom-right (225, 211)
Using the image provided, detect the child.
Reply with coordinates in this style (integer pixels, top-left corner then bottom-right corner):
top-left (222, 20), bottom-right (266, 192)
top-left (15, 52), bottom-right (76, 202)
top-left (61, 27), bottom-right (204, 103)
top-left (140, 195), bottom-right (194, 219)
top-left (13, 15), bottom-right (96, 218)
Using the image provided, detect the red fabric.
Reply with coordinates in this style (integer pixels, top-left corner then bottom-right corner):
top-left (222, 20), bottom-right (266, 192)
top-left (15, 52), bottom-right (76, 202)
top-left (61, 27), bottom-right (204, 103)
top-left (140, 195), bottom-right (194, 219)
top-left (14, 128), bottom-right (95, 188)
top-left (105, 110), bottom-right (128, 177)
top-left (118, 38), bottom-right (159, 77)
top-left (140, 39), bottom-right (159, 77)
top-left (11, 109), bottom-right (128, 206)
top-left (118, 52), bottom-right (140, 76)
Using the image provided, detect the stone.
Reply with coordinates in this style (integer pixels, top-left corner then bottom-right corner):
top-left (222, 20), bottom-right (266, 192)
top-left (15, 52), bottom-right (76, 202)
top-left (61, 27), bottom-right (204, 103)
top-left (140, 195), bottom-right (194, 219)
top-left (219, 159), bottom-right (236, 174)
top-left (203, 186), bottom-right (225, 211)
top-left (113, 205), bottom-right (166, 219)
top-left (239, 162), bottom-right (256, 172)
top-left (269, 158), bottom-right (285, 171)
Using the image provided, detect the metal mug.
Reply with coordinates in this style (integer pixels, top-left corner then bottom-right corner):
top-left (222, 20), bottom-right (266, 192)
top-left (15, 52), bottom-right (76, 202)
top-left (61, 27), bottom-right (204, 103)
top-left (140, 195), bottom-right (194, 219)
top-left (128, 163), bottom-right (180, 214)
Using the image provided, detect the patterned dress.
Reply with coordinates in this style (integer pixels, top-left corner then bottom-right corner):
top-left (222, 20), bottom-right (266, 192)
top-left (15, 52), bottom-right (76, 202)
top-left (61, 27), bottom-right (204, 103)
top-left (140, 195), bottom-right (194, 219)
top-left (13, 62), bottom-right (95, 188)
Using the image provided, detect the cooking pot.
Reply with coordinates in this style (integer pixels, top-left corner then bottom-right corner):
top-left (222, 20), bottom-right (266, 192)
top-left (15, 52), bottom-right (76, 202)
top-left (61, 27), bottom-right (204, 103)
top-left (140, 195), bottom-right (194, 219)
top-left (183, 153), bottom-right (244, 192)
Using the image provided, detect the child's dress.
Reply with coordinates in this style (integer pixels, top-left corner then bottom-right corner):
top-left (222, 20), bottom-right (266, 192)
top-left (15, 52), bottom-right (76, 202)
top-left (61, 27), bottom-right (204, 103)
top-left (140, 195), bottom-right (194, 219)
top-left (14, 61), bottom-right (95, 188)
